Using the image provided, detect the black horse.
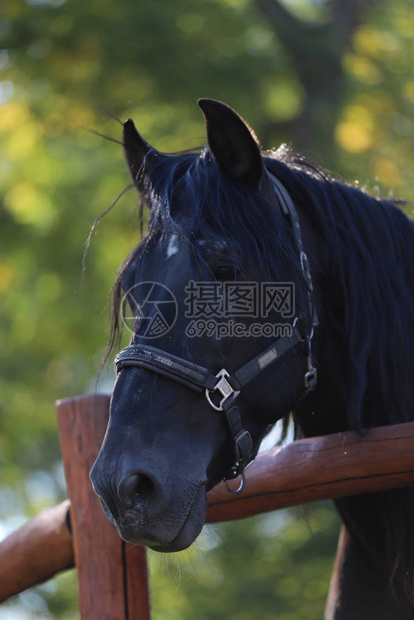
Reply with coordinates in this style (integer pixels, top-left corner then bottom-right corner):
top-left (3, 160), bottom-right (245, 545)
top-left (90, 99), bottom-right (414, 619)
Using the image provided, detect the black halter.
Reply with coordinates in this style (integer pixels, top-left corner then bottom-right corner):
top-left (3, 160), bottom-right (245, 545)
top-left (115, 173), bottom-right (318, 493)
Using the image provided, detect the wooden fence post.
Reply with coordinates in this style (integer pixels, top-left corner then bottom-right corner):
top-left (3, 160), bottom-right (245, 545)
top-left (56, 394), bottom-right (150, 620)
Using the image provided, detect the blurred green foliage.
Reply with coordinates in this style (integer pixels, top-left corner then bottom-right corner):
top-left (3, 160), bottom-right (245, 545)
top-left (0, 0), bottom-right (413, 617)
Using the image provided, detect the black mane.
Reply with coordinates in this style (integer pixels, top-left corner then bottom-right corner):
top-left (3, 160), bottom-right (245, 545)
top-left (266, 150), bottom-right (414, 432)
top-left (264, 148), bottom-right (414, 586)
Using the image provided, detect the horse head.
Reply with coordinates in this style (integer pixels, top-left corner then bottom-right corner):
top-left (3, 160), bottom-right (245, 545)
top-left (90, 99), bottom-right (316, 551)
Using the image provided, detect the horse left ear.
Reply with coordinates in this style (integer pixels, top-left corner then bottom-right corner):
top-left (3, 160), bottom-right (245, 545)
top-left (123, 118), bottom-right (152, 188)
top-left (198, 98), bottom-right (263, 189)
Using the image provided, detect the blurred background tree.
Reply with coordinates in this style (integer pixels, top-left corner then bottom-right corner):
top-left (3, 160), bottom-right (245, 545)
top-left (0, 0), bottom-right (413, 617)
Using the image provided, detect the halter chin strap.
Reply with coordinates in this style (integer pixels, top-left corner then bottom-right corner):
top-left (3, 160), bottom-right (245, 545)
top-left (114, 173), bottom-right (318, 493)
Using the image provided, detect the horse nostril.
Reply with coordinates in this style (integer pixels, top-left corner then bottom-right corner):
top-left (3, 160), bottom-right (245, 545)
top-left (118, 472), bottom-right (163, 512)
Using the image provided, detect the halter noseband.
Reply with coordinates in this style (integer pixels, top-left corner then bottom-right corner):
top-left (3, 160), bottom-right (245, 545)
top-left (114, 173), bottom-right (318, 494)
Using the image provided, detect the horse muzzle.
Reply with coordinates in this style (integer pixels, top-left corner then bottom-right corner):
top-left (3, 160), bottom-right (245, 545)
top-left (116, 484), bottom-right (207, 552)
top-left (90, 461), bottom-right (208, 551)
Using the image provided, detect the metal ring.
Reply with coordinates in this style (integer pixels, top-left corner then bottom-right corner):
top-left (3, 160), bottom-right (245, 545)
top-left (223, 473), bottom-right (245, 495)
top-left (205, 387), bottom-right (224, 411)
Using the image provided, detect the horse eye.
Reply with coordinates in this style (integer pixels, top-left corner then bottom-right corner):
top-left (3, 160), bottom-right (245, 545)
top-left (214, 265), bottom-right (236, 280)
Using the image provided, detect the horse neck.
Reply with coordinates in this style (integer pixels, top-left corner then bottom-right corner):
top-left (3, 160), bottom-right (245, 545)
top-left (326, 521), bottom-right (414, 620)
top-left (293, 180), bottom-right (414, 434)
top-left (291, 191), bottom-right (414, 612)
top-left (292, 199), bottom-right (349, 437)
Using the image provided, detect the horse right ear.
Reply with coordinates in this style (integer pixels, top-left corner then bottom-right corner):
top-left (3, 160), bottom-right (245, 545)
top-left (198, 98), bottom-right (263, 189)
top-left (123, 119), bottom-right (152, 188)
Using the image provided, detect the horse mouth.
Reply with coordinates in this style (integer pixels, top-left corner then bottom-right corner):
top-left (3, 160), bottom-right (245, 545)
top-left (113, 485), bottom-right (208, 553)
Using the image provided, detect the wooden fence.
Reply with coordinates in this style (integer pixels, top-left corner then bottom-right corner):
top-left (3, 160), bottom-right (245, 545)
top-left (1, 394), bottom-right (414, 617)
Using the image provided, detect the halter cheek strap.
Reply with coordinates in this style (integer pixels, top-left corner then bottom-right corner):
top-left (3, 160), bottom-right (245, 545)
top-left (264, 171), bottom-right (318, 389)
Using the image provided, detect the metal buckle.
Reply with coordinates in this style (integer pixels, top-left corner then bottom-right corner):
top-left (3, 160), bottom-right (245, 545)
top-left (304, 352), bottom-right (317, 390)
top-left (300, 250), bottom-right (313, 290)
top-left (233, 430), bottom-right (252, 464)
top-left (205, 369), bottom-right (240, 411)
top-left (304, 366), bottom-right (317, 390)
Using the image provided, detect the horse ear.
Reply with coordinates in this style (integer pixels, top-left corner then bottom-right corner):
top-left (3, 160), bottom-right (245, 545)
top-left (198, 98), bottom-right (263, 189)
top-left (123, 118), bottom-right (152, 187)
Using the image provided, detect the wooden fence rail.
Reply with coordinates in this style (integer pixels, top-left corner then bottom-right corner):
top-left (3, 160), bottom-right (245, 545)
top-left (1, 394), bottom-right (414, 616)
